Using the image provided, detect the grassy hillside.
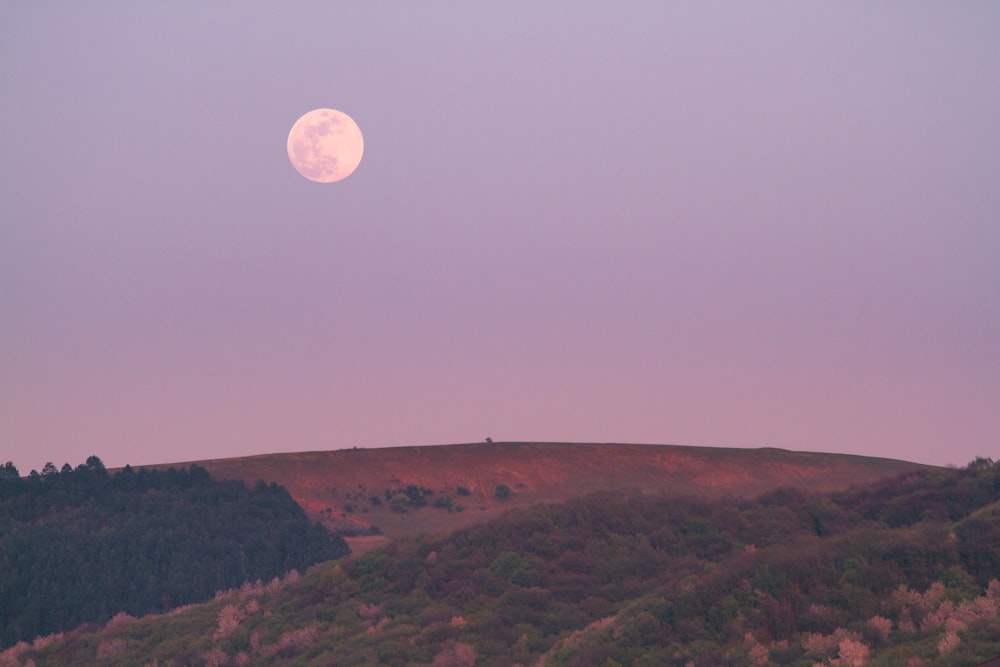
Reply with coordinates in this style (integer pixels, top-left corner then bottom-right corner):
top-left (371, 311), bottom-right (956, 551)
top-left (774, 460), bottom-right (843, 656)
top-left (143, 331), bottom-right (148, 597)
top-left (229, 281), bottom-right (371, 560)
top-left (12, 457), bottom-right (1000, 667)
top-left (151, 442), bottom-right (931, 549)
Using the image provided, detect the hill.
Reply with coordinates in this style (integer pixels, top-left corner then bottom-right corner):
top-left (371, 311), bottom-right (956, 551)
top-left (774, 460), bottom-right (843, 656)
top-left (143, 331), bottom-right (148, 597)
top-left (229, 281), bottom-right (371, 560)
top-left (10, 457), bottom-right (1000, 667)
top-left (157, 442), bottom-right (933, 549)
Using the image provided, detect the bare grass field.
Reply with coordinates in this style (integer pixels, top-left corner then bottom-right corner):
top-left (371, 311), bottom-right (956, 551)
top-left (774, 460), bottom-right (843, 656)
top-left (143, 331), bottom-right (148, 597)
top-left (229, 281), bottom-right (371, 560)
top-left (141, 442), bottom-right (932, 542)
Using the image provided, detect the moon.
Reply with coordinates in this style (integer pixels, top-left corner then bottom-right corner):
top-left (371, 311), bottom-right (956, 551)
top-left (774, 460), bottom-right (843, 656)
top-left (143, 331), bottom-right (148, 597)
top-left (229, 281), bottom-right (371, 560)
top-left (287, 108), bottom-right (364, 183)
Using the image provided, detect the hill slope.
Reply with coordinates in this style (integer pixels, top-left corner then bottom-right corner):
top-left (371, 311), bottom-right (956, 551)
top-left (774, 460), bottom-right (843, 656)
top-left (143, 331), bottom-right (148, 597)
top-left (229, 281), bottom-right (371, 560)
top-left (13, 458), bottom-right (1000, 667)
top-left (160, 442), bottom-right (932, 548)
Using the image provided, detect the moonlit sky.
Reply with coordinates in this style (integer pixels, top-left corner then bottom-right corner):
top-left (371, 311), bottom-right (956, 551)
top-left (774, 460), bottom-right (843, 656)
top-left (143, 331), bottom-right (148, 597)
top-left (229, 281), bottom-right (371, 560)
top-left (2, 3), bottom-right (998, 471)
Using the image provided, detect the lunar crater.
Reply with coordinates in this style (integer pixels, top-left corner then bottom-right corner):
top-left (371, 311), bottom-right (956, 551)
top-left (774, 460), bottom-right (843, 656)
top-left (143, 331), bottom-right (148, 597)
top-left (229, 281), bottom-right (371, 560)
top-left (287, 108), bottom-right (363, 183)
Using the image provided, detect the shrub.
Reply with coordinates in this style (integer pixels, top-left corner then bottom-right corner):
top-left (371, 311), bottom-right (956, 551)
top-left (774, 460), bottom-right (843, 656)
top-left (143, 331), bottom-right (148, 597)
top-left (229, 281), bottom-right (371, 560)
top-left (389, 495), bottom-right (411, 513)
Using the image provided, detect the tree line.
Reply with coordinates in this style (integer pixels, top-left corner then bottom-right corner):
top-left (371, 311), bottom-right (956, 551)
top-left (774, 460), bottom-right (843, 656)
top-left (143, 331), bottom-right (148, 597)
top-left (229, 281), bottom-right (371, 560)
top-left (0, 456), bottom-right (349, 649)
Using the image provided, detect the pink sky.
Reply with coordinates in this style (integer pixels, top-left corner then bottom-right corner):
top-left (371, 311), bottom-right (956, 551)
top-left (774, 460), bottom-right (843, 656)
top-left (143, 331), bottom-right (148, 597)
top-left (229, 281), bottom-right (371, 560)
top-left (1, 3), bottom-right (998, 471)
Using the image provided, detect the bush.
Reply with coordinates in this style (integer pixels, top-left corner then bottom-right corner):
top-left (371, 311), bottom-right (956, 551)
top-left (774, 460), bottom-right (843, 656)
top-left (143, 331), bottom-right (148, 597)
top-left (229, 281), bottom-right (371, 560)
top-left (389, 495), bottom-right (411, 513)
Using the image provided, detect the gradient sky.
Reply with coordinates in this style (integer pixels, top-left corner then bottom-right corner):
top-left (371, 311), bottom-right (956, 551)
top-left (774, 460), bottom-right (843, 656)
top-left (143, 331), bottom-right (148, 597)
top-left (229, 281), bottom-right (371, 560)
top-left (2, 3), bottom-right (998, 471)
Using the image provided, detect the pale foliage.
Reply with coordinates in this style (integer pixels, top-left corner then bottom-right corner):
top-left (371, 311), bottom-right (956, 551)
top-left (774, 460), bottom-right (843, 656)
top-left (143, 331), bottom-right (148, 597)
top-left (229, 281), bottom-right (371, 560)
top-left (0, 642), bottom-right (29, 667)
top-left (260, 625), bottom-right (319, 658)
top-left (105, 611), bottom-right (136, 631)
top-left (561, 616), bottom-right (615, 649)
top-left (920, 600), bottom-right (954, 632)
top-left (167, 603), bottom-right (197, 615)
top-left (803, 628), bottom-right (857, 657)
top-left (240, 579), bottom-right (265, 601)
top-left (744, 632), bottom-right (770, 666)
top-left (865, 615), bottom-right (892, 643)
top-left (830, 637), bottom-right (870, 666)
top-left (894, 578), bottom-right (1000, 648)
top-left (264, 577), bottom-right (282, 595)
top-left (892, 582), bottom-right (946, 630)
top-left (214, 603), bottom-right (247, 640)
top-left (203, 646), bottom-right (229, 667)
top-left (366, 617), bottom-right (389, 634)
top-left (748, 642), bottom-right (770, 665)
top-left (535, 616), bottom-right (615, 665)
top-left (359, 601), bottom-right (387, 632)
top-left (938, 630), bottom-right (961, 655)
top-left (431, 639), bottom-right (477, 667)
top-left (358, 602), bottom-right (382, 619)
top-left (0, 635), bottom-right (66, 667)
top-left (30, 635), bottom-right (60, 652)
top-left (989, 578), bottom-right (1000, 603)
top-left (96, 638), bottom-right (127, 660)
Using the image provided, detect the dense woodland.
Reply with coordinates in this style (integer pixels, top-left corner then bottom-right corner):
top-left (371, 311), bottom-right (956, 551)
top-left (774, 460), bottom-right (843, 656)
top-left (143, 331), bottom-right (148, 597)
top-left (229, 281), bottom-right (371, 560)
top-left (3, 458), bottom-right (1000, 666)
top-left (0, 458), bottom-right (348, 649)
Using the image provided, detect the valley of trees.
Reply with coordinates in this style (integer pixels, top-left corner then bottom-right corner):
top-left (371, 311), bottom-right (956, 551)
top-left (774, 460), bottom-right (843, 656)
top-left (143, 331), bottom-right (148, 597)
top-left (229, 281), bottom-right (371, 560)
top-left (0, 457), bottom-right (349, 649)
top-left (3, 457), bottom-right (1000, 666)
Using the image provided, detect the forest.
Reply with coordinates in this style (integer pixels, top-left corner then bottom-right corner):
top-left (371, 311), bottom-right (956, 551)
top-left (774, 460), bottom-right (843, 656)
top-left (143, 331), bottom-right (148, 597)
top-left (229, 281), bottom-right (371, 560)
top-left (0, 457), bottom-right (348, 649)
top-left (3, 458), bottom-right (1000, 666)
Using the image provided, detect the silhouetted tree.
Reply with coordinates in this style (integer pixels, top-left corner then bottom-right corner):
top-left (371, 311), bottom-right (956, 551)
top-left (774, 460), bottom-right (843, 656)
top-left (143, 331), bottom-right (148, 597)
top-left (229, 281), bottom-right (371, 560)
top-left (85, 455), bottom-right (107, 474)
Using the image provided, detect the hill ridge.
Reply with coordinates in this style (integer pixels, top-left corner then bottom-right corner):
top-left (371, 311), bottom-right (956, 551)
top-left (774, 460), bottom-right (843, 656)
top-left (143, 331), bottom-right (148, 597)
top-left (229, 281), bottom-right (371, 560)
top-left (139, 442), bottom-right (933, 548)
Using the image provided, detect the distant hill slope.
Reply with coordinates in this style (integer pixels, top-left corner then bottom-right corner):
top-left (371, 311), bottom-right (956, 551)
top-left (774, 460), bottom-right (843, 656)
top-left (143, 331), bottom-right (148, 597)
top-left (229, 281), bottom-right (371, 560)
top-left (150, 442), bottom-right (933, 548)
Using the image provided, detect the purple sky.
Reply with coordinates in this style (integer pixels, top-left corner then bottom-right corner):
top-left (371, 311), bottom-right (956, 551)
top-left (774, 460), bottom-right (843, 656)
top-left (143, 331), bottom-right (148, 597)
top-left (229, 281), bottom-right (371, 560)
top-left (2, 3), bottom-right (998, 471)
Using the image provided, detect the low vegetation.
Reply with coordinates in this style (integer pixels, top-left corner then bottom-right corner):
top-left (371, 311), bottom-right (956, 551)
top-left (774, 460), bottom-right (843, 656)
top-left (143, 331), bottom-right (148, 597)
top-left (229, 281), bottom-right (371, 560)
top-left (3, 457), bottom-right (1000, 665)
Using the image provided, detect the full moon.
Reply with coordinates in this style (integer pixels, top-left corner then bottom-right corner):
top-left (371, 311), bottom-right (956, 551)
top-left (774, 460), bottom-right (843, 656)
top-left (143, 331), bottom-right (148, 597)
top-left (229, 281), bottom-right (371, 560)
top-left (286, 108), bottom-right (364, 183)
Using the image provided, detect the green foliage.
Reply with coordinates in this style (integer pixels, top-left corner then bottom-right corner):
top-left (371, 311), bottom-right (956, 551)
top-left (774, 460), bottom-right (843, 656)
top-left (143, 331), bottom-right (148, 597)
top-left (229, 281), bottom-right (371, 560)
top-left (494, 484), bottom-right (512, 500)
top-left (489, 552), bottom-right (529, 582)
